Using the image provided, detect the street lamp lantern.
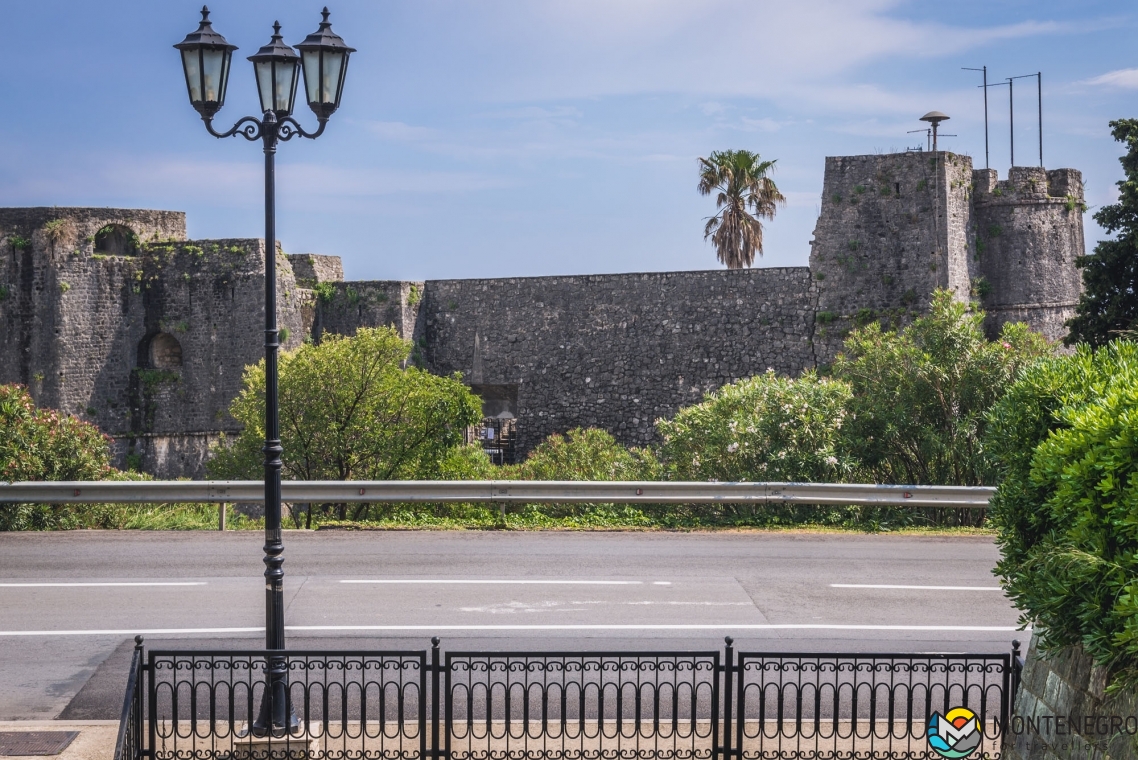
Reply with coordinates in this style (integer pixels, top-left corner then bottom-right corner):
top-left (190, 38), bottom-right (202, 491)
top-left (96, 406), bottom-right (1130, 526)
top-left (174, 6), bottom-right (237, 118)
top-left (249, 22), bottom-right (302, 118)
top-left (296, 8), bottom-right (356, 119)
top-left (174, 6), bottom-right (352, 735)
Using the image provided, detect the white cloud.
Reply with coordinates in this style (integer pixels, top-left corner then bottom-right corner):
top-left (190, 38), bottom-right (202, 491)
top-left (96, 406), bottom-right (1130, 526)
top-left (364, 121), bottom-right (441, 141)
top-left (420, 0), bottom-right (1065, 110)
top-left (1082, 68), bottom-right (1138, 90)
top-left (739, 118), bottom-right (786, 133)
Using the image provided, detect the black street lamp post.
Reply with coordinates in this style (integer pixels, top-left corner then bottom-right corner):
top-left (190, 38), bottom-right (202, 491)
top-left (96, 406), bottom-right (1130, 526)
top-left (175, 6), bottom-right (354, 734)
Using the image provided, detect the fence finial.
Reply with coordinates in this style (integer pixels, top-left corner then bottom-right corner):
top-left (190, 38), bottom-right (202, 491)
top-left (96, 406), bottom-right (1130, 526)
top-left (431, 636), bottom-right (440, 648)
top-left (134, 635), bottom-right (144, 649)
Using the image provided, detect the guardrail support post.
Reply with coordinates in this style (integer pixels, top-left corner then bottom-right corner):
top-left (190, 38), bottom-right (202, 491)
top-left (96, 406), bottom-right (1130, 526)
top-left (219, 503), bottom-right (226, 531)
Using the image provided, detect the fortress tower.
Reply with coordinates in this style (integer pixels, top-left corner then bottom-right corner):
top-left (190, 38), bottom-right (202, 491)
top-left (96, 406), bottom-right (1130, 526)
top-left (0, 208), bottom-right (342, 475)
top-left (809, 151), bottom-right (1084, 362)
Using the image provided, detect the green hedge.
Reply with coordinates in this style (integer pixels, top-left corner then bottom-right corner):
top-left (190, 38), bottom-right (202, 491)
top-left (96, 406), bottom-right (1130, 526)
top-left (988, 340), bottom-right (1138, 679)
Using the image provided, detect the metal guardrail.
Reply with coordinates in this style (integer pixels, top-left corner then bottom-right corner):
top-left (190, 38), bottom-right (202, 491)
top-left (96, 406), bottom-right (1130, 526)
top-left (0, 480), bottom-right (994, 508)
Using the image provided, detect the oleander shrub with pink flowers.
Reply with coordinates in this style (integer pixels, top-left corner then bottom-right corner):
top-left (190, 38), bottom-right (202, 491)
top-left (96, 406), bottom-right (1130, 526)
top-left (0, 384), bottom-right (238, 530)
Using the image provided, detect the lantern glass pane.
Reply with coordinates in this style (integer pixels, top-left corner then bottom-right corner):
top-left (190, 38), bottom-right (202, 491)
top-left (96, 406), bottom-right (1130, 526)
top-left (217, 50), bottom-right (231, 106)
top-left (182, 49), bottom-right (203, 103)
top-left (321, 51), bottom-right (344, 104)
top-left (255, 60), bottom-right (275, 113)
top-left (301, 50), bottom-right (321, 106)
top-left (273, 60), bottom-right (299, 114)
top-left (200, 48), bottom-right (226, 103)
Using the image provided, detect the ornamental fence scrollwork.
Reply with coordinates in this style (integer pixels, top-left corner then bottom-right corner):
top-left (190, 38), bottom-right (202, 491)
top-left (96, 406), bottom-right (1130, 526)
top-left (124, 639), bottom-right (1020, 760)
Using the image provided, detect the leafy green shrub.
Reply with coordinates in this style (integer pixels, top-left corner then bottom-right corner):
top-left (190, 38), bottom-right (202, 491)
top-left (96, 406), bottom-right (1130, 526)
top-left (657, 370), bottom-right (855, 483)
top-left (0, 385), bottom-right (225, 530)
top-left (493, 428), bottom-right (658, 520)
top-left (0, 384), bottom-right (114, 486)
top-left (988, 341), bottom-right (1138, 679)
top-left (1, 384), bottom-right (118, 529)
top-left (508, 427), bottom-right (658, 482)
top-left (834, 290), bottom-right (1051, 487)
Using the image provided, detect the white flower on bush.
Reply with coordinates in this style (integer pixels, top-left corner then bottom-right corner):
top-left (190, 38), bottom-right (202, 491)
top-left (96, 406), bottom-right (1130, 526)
top-left (824, 455), bottom-right (839, 467)
top-left (727, 442), bottom-right (739, 453)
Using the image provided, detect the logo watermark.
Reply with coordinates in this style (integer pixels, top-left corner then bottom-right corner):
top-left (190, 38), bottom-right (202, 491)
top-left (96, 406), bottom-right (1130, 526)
top-left (928, 707), bottom-right (983, 759)
top-left (928, 707), bottom-right (1138, 759)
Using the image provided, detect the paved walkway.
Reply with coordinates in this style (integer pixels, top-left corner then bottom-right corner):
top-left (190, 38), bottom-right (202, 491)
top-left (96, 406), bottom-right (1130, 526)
top-left (0, 721), bottom-right (118, 760)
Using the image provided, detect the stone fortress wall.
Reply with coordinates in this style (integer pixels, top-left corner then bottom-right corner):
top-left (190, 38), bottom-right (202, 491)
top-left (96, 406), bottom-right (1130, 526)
top-left (0, 151), bottom-right (1086, 477)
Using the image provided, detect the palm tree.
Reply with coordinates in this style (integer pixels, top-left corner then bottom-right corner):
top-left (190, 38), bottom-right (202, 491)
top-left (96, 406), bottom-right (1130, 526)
top-left (698, 149), bottom-right (786, 269)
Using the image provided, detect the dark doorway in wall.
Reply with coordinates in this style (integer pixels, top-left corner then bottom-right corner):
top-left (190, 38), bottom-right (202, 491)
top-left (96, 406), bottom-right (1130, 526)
top-left (94, 224), bottom-right (139, 256)
top-left (140, 333), bottom-right (183, 369)
top-left (467, 384), bottom-right (518, 465)
top-left (469, 384), bottom-right (517, 418)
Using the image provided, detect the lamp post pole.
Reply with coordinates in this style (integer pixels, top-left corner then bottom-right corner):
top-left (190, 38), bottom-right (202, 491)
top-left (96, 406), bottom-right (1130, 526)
top-left (260, 106), bottom-right (289, 731)
top-left (175, 6), bottom-right (354, 733)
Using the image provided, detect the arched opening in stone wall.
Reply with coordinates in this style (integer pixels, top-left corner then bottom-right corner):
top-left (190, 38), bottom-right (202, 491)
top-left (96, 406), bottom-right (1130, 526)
top-left (143, 333), bottom-right (183, 369)
top-left (94, 224), bottom-right (139, 256)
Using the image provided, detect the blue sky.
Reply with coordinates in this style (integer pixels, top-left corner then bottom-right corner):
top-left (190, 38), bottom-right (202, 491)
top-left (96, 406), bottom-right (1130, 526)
top-left (1, 1), bottom-right (1135, 281)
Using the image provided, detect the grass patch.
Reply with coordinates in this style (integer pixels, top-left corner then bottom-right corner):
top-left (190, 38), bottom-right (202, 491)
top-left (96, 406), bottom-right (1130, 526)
top-left (302, 502), bottom-right (991, 534)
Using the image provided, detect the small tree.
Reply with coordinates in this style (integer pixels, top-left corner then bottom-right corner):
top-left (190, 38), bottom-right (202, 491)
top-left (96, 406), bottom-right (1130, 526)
top-left (1066, 119), bottom-right (1138, 346)
top-left (698, 149), bottom-right (785, 269)
top-left (208, 327), bottom-right (483, 520)
top-left (833, 291), bottom-right (1052, 486)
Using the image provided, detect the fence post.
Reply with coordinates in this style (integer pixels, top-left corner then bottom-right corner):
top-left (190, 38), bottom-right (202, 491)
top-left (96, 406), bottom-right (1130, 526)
top-left (133, 636), bottom-right (145, 760)
top-left (431, 637), bottom-right (441, 760)
top-left (146, 645), bottom-right (157, 760)
top-left (219, 503), bottom-right (227, 531)
top-left (1010, 639), bottom-right (1022, 713)
top-left (722, 636), bottom-right (734, 760)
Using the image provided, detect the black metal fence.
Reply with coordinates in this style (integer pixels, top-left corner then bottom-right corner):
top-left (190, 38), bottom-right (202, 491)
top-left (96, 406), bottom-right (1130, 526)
top-left (113, 637), bottom-right (145, 760)
top-left (124, 638), bottom-right (1021, 760)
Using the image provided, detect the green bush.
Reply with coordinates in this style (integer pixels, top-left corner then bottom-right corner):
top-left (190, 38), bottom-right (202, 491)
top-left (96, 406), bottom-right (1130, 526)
top-left (507, 427), bottom-right (658, 481)
top-left (496, 427), bottom-right (658, 520)
top-left (1, 384), bottom-right (114, 530)
top-left (834, 290), bottom-right (1051, 486)
top-left (657, 369), bottom-right (855, 483)
top-left (988, 340), bottom-right (1138, 680)
top-left (0, 384), bottom-right (235, 530)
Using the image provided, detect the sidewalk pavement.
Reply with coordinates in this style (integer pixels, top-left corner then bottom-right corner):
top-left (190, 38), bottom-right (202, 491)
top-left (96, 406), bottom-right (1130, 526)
top-left (0, 721), bottom-right (119, 760)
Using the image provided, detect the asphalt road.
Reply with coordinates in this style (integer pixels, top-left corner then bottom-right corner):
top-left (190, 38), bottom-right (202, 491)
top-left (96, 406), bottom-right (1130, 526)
top-left (0, 530), bottom-right (1027, 720)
